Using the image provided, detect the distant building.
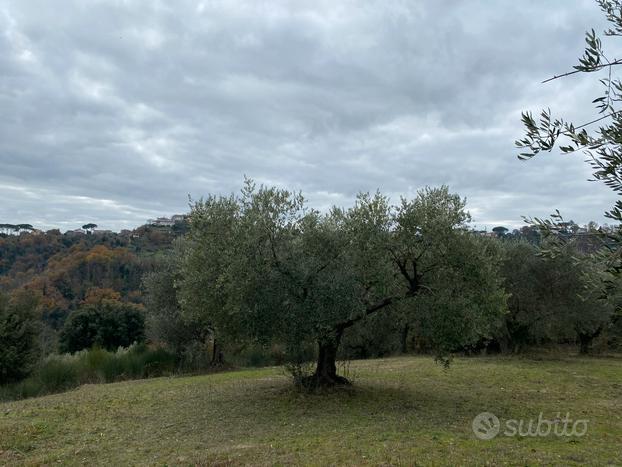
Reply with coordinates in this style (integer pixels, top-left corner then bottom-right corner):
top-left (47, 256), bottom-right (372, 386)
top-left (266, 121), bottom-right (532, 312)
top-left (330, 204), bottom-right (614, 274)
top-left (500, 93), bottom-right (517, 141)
top-left (147, 214), bottom-right (187, 227)
top-left (475, 230), bottom-right (496, 238)
top-left (148, 217), bottom-right (175, 227)
top-left (171, 214), bottom-right (187, 223)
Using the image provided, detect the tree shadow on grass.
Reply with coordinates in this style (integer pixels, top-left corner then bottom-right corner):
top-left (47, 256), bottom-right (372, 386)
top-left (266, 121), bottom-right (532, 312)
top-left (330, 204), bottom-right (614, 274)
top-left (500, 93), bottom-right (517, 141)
top-left (217, 375), bottom-right (491, 435)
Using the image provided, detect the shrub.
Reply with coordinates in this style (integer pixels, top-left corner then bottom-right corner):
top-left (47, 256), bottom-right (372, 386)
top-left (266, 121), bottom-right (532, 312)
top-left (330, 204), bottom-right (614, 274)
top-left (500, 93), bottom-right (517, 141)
top-left (244, 344), bottom-right (273, 367)
top-left (178, 341), bottom-right (213, 372)
top-left (36, 355), bottom-right (80, 391)
top-left (139, 347), bottom-right (176, 377)
top-left (0, 344), bottom-right (177, 401)
top-left (59, 300), bottom-right (145, 353)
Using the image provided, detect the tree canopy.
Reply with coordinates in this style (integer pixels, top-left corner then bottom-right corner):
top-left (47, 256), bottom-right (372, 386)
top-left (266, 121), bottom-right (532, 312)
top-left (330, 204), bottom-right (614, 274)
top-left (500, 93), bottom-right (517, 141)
top-left (59, 300), bottom-right (145, 353)
top-left (0, 290), bottom-right (40, 384)
top-left (178, 180), bottom-right (506, 387)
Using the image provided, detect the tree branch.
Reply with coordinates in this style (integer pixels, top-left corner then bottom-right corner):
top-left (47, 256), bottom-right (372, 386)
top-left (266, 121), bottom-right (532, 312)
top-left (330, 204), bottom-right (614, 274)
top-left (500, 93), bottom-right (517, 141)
top-left (575, 110), bottom-right (622, 130)
top-left (542, 59), bottom-right (622, 83)
top-left (336, 296), bottom-right (397, 332)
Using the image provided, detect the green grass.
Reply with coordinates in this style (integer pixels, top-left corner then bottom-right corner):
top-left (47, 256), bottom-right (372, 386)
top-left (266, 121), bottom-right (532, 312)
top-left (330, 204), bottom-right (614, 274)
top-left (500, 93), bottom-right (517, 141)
top-left (0, 355), bottom-right (621, 465)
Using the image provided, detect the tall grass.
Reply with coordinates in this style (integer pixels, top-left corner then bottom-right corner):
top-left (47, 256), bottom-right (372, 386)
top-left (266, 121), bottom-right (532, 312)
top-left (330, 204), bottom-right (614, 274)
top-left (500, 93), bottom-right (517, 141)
top-left (0, 344), bottom-right (176, 401)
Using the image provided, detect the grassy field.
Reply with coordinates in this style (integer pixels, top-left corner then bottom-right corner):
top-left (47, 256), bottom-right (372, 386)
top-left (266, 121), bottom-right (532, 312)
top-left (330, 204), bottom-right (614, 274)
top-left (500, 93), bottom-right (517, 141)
top-left (0, 355), bottom-right (621, 466)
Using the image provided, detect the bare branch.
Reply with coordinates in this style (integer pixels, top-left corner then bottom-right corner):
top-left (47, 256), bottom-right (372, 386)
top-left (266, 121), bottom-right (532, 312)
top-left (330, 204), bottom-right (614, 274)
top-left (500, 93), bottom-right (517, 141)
top-left (575, 110), bottom-right (622, 129)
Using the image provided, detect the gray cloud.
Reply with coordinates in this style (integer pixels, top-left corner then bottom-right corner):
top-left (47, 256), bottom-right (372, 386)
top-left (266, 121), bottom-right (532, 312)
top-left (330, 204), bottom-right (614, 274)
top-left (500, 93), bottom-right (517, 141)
top-left (0, 0), bottom-right (619, 231)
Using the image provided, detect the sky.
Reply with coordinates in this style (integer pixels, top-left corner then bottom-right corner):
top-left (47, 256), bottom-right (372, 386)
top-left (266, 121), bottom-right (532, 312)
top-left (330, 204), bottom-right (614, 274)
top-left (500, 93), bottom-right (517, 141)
top-left (1, 0), bottom-right (620, 232)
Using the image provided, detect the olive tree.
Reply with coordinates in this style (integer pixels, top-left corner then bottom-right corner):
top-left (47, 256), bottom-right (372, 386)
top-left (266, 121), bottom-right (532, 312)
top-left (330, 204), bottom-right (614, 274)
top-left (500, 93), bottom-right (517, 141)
top-left (179, 180), bottom-right (506, 387)
top-left (516, 0), bottom-right (622, 302)
top-left (498, 240), bottom-right (614, 353)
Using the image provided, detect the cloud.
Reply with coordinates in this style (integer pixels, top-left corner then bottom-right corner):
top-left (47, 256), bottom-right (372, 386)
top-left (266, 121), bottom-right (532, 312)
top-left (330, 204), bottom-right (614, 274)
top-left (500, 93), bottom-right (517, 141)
top-left (0, 0), bottom-right (618, 231)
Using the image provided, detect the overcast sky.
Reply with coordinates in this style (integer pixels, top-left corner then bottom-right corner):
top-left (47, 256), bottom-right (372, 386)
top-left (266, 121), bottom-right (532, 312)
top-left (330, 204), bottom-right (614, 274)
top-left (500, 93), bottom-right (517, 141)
top-left (1, 1), bottom-right (620, 232)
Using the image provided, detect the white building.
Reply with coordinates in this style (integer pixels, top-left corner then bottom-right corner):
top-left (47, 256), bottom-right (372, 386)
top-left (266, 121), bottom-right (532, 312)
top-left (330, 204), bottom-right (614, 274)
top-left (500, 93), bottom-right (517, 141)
top-left (148, 217), bottom-right (175, 227)
top-left (147, 214), bottom-right (187, 227)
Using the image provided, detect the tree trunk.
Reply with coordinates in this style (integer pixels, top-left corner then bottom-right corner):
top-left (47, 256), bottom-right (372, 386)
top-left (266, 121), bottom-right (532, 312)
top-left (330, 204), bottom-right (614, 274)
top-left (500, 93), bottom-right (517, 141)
top-left (211, 338), bottom-right (223, 365)
top-left (400, 323), bottom-right (410, 354)
top-left (299, 296), bottom-right (398, 388)
top-left (578, 333), bottom-right (591, 355)
top-left (498, 334), bottom-right (510, 354)
top-left (577, 326), bottom-right (602, 355)
top-left (306, 330), bottom-right (350, 387)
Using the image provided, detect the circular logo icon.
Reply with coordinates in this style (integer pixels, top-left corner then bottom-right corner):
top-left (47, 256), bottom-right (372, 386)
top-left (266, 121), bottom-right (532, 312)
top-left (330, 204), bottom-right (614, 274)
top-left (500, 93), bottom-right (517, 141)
top-left (472, 412), bottom-right (500, 440)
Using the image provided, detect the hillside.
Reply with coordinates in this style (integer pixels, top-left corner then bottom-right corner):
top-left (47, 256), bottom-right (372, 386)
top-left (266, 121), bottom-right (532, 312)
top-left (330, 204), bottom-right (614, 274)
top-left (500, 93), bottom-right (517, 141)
top-left (0, 225), bottom-right (185, 329)
top-left (1, 356), bottom-right (620, 465)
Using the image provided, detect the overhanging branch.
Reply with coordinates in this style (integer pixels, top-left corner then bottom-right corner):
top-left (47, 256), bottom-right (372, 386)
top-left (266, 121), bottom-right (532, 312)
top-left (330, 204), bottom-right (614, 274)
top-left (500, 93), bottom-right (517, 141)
top-left (542, 59), bottom-right (622, 83)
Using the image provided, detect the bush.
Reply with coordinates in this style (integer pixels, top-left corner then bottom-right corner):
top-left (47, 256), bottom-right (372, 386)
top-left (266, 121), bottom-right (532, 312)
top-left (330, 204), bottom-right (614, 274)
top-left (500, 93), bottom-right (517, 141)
top-left (36, 355), bottom-right (80, 391)
top-left (140, 347), bottom-right (176, 377)
top-left (0, 344), bottom-right (177, 401)
top-left (59, 300), bottom-right (145, 353)
top-left (0, 290), bottom-right (40, 384)
top-left (177, 341), bottom-right (213, 372)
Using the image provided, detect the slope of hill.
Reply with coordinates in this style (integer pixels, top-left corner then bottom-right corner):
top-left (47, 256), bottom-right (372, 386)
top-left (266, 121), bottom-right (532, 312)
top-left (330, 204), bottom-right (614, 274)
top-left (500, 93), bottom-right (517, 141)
top-left (0, 356), bottom-right (620, 465)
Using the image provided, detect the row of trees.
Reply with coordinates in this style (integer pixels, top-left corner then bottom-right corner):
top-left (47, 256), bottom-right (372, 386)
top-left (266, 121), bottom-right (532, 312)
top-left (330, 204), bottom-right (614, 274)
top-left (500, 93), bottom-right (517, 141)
top-left (0, 224), bottom-right (34, 235)
top-left (498, 241), bottom-right (618, 354)
top-left (0, 223), bottom-right (98, 235)
top-left (332, 238), bottom-right (621, 359)
top-left (2, 181), bottom-right (619, 388)
top-left (0, 220), bottom-right (196, 386)
top-left (143, 182), bottom-right (620, 384)
top-left (0, 289), bottom-right (148, 384)
top-left (140, 180), bottom-right (622, 388)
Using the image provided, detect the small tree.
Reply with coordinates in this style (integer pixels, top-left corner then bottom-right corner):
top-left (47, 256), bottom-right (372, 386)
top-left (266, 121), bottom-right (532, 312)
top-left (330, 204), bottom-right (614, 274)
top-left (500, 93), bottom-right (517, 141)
top-left (0, 224), bottom-right (18, 235)
top-left (0, 290), bottom-right (40, 383)
top-left (179, 180), bottom-right (506, 387)
top-left (16, 224), bottom-right (34, 233)
top-left (82, 223), bottom-right (97, 234)
top-left (492, 226), bottom-right (509, 238)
